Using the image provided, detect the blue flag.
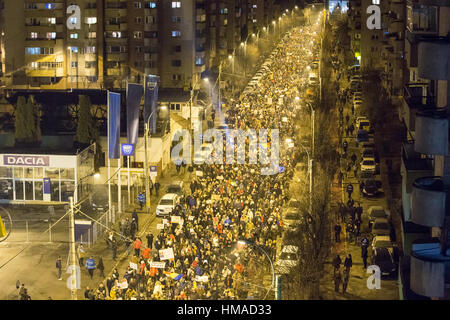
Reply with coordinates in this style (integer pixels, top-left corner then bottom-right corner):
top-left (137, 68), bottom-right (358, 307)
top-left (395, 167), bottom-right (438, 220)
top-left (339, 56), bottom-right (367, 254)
top-left (108, 91), bottom-right (121, 159)
top-left (126, 83), bottom-right (143, 147)
top-left (144, 75), bottom-right (160, 134)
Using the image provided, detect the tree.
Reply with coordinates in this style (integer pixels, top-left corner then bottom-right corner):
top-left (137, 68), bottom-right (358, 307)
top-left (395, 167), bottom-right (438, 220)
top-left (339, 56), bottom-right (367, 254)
top-left (14, 96), bottom-right (38, 146)
top-left (283, 166), bottom-right (333, 299)
top-left (75, 95), bottom-right (97, 145)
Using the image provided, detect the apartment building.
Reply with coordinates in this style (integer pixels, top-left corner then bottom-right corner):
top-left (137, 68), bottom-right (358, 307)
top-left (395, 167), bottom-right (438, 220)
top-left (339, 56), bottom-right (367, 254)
top-left (0, 0), bottom-right (207, 91)
top-left (0, 0), bottom-right (290, 93)
top-left (398, 0), bottom-right (450, 300)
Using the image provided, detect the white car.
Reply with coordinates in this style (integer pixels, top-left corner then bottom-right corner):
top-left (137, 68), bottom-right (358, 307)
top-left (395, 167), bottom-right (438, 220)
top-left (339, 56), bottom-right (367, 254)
top-left (276, 245), bottom-right (299, 274)
top-left (360, 159), bottom-right (376, 173)
top-left (156, 193), bottom-right (179, 217)
top-left (371, 235), bottom-right (394, 253)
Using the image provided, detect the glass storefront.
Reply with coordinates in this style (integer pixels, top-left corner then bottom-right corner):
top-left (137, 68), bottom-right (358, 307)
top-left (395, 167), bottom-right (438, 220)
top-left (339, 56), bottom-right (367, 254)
top-left (0, 166), bottom-right (76, 202)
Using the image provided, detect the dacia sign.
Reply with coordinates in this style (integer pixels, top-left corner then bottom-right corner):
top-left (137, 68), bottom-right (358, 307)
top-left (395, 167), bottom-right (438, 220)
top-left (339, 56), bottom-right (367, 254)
top-left (3, 155), bottom-right (50, 166)
top-left (121, 144), bottom-right (134, 156)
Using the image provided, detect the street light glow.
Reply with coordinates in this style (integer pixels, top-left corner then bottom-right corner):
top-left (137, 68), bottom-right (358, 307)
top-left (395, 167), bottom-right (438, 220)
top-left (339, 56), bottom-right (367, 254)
top-left (203, 78), bottom-right (209, 82)
top-left (241, 42), bottom-right (244, 46)
top-left (228, 55), bottom-right (233, 59)
top-left (94, 173), bottom-right (100, 179)
top-left (295, 96), bottom-right (300, 101)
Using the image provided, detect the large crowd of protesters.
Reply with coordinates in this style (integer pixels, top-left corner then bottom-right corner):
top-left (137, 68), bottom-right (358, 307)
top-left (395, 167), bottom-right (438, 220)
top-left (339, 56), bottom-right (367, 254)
top-left (82, 23), bottom-right (322, 300)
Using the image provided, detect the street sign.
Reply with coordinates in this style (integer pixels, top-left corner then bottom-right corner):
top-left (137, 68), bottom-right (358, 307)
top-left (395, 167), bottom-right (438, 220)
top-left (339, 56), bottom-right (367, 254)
top-left (43, 178), bottom-right (51, 201)
top-left (121, 143), bottom-right (134, 156)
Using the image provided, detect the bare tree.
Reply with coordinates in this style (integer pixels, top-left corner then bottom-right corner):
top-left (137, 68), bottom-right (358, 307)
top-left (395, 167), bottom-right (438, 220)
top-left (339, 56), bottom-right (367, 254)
top-left (282, 166), bottom-right (333, 299)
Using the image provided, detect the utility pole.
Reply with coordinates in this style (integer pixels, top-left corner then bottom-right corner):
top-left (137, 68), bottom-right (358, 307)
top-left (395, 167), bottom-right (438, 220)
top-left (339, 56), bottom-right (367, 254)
top-left (143, 122), bottom-right (150, 213)
top-left (69, 196), bottom-right (77, 300)
top-left (218, 63), bottom-right (222, 110)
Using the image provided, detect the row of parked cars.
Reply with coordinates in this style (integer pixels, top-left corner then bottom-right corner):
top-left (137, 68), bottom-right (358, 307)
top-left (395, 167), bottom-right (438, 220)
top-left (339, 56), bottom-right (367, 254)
top-left (368, 206), bottom-right (398, 278)
top-left (348, 65), bottom-right (399, 278)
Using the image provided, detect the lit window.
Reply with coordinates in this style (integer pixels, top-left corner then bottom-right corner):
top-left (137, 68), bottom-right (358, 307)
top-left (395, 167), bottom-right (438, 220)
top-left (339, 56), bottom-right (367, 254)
top-left (88, 32), bottom-right (97, 39)
top-left (69, 17), bottom-right (77, 25)
top-left (30, 62), bottom-right (38, 69)
top-left (134, 2), bottom-right (142, 8)
top-left (26, 47), bottom-right (41, 55)
top-left (45, 3), bottom-right (55, 10)
top-left (70, 46), bottom-right (78, 53)
top-left (112, 32), bottom-right (122, 38)
top-left (134, 31), bottom-right (143, 39)
top-left (71, 61), bottom-right (78, 68)
top-left (253, 5), bottom-right (257, 8)
top-left (372, 0), bottom-right (380, 4)
top-left (86, 17), bottom-right (97, 24)
top-left (86, 46), bottom-right (96, 53)
top-left (172, 31), bottom-right (181, 37)
top-left (48, 17), bottom-right (56, 24)
top-left (70, 33), bottom-right (78, 39)
top-left (172, 2), bottom-right (181, 8)
top-left (47, 32), bottom-right (56, 39)
top-left (148, 2), bottom-right (157, 8)
top-left (30, 32), bottom-right (38, 39)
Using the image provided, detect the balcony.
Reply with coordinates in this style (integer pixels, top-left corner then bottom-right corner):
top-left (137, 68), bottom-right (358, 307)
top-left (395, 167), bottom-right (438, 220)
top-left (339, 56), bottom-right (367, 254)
top-left (410, 239), bottom-right (450, 298)
top-left (401, 142), bottom-right (433, 193)
top-left (418, 40), bottom-right (450, 80)
top-left (106, 53), bottom-right (127, 62)
top-left (411, 177), bottom-right (446, 227)
top-left (400, 85), bottom-right (436, 134)
top-left (414, 108), bottom-right (449, 155)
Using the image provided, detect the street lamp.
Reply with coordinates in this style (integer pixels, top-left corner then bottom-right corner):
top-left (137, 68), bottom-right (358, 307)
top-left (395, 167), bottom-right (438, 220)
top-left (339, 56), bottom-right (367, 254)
top-left (143, 105), bottom-right (167, 213)
top-left (236, 240), bottom-right (275, 299)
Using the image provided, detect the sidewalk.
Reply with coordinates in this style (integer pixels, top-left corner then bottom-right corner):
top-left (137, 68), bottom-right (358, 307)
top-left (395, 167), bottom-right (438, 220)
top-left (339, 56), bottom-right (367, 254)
top-left (319, 57), bottom-right (399, 300)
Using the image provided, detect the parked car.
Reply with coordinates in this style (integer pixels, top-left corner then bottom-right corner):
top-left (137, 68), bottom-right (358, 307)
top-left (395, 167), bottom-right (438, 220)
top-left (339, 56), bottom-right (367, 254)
top-left (283, 207), bottom-right (302, 230)
top-left (156, 193), bottom-right (180, 217)
top-left (362, 148), bottom-right (379, 163)
top-left (276, 245), bottom-right (299, 274)
top-left (356, 130), bottom-right (374, 146)
top-left (353, 91), bottom-right (362, 100)
top-left (361, 179), bottom-right (381, 197)
top-left (353, 100), bottom-right (363, 111)
top-left (360, 159), bottom-right (376, 173)
top-left (287, 198), bottom-right (300, 208)
top-left (368, 206), bottom-right (388, 224)
top-left (371, 247), bottom-right (397, 277)
top-left (371, 218), bottom-right (391, 236)
top-left (355, 116), bottom-right (369, 128)
top-left (371, 235), bottom-right (394, 252)
top-left (167, 181), bottom-right (184, 196)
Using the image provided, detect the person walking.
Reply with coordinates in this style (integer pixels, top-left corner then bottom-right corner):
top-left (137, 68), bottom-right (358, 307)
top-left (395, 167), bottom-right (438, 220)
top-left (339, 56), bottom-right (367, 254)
top-left (344, 254), bottom-right (353, 273)
top-left (97, 256), bottom-right (105, 278)
top-left (332, 254), bottom-right (342, 275)
top-left (111, 238), bottom-right (117, 261)
top-left (362, 246), bottom-right (368, 269)
top-left (138, 192), bottom-right (145, 210)
top-left (132, 210), bottom-right (139, 231)
top-left (342, 269), bottom-right (350, 294)
top-left (155, 181), bottom-right (161, 197)
top-left (56, 256), bottom-right (62, 280)
top-left (146, 233), bottom-right (154, 249)
top-left (149, 179), bottom-right (154, 196)
top-left (77, 244), bottom-right (86, 267)
top-left (334, 223), bottom-right (342, 243)
top-left (85, 256), bottom-right (96, 279)
top-left (133, 237), bottom-right (142, 257)
top-left (334, 271), bottom-right (342, 293)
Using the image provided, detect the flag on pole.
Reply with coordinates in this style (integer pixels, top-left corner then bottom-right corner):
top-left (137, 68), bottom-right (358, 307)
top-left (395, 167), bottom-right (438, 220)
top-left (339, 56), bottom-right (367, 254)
top-left (108, 91), bottom-right (121, 159)
top-left (126, 83), bottom-right (143, 147)
top-left (144, 75), bottom-right (160, 134)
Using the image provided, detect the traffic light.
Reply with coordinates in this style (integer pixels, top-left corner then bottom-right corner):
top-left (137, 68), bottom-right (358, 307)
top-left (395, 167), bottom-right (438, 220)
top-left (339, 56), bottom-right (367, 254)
top-left (0, 215), bottom-right (6, 238)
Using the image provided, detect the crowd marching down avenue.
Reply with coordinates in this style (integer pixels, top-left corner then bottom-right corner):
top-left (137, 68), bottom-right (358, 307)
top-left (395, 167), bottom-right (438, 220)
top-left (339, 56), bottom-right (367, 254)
top-left (81, 21), bottom-right (323, 300)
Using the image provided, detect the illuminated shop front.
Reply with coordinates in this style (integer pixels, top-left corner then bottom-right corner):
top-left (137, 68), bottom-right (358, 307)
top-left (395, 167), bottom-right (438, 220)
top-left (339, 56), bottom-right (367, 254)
top-left (0, 145), bottom-right (94, 204)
